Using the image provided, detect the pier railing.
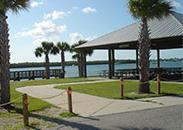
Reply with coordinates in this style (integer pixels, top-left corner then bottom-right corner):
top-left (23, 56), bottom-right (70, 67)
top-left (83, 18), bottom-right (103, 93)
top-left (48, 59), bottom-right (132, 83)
top-left (100, 67), bottom-right (183, 80)
top-left (10, 69), bottom-right (64, 81)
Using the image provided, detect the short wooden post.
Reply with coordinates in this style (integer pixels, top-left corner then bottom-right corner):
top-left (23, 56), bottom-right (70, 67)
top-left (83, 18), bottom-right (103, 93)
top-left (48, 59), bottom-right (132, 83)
top-left (67, 87), bottom-right (73, 113)
top-left (17, 72), bottom-right (20, 81)
top-left (120, 77), bottom-right (124, 98)
top-left (22, 94), bottom-right (29, 126)
top-left (157, 74), bottom-right (161, 95)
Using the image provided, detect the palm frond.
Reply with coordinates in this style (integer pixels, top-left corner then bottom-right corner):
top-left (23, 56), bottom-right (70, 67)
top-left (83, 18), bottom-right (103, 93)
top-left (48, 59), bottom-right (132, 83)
top-left (41, 41), bottom-right (54, 54)
top-left (128, 0), bottom-right (173, 20)
top-left (0, 0), bottom-right (30, 14)
top-left (51, 46), bottom-right (59, 55)
top-left (72, 54), bottom-right (79, 60)
top-left (57, 42), bottom-right (70, 51)
top-left (71, 39), bottom-right (93, 58)
top-left (35, 47), bottom-right (43, 57)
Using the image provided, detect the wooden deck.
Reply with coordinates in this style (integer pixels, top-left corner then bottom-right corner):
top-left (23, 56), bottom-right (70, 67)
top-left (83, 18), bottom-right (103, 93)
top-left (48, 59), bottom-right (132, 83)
top-left (10, 69), bottom-right (64, 81)
top-left (100, 67), bottom-right (183, 81)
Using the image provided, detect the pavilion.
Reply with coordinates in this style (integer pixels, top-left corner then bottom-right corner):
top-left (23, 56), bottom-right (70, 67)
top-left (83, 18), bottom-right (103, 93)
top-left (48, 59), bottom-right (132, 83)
top-left (77, 11), bottom-right (183, 79)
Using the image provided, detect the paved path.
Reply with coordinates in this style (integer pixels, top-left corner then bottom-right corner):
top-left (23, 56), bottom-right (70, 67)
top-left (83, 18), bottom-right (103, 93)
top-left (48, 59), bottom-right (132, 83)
top-left (16, 80), bottom-right (183, 117)
top-left (52, 105), bottom-right (183, 130)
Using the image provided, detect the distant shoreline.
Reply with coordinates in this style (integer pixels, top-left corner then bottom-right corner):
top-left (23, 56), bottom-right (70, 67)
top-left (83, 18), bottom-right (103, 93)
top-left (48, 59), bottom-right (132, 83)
top-left (10, 58), bottom-right (183, 69)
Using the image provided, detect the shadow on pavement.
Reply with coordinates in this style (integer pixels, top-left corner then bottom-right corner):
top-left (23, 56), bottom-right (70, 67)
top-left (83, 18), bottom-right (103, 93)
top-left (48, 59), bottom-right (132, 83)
top-left (6, 107), bottom-right (101, 130)
top-left (117, 127), bottom-right (165, 130)
top-left (161, 93), bottom-right (183, 98)
top-left (30, 112), bottom-right (101, 130)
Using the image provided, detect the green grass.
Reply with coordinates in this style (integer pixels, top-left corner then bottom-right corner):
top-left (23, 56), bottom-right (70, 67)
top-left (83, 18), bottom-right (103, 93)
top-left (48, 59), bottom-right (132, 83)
top-left (56, 80), bottom-right (183, 99)
top-left (9, 78), bottom-right (95, 112)
top-left (59, 112), bottom-right (78, 118)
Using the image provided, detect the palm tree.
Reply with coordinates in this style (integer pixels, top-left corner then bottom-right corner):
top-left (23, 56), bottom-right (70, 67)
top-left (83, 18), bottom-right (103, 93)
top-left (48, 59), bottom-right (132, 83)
top-left (128, 0), bottom-right (173, 93)
top-left (56, 42), bottom-right (70, 78)
top-left (35, 42), bottom-right (58, 79)
top-left (0, 0), bottom-right (30, 104)
top-left (71, 40), bottom-right (93, 77)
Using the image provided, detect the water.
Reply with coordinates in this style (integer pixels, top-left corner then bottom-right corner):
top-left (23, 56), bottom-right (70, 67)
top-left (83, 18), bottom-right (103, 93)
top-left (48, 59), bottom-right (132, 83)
top-left (10, 60), bottom-right (183, 77)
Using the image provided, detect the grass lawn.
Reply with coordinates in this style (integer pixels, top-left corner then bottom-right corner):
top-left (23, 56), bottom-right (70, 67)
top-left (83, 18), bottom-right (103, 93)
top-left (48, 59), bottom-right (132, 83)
top-left (9, 77), bottom-right (96, 112)
top-left (0, 78), bottom-right (96, 129)
top-left (56, 80), bottom-right (183, 99)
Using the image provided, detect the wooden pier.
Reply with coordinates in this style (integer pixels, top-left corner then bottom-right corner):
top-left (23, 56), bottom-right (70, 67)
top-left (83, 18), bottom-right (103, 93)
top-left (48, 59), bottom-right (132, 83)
top-left (100, 67), bottom-right (183, 81)
top-left (10, 69), bottom-right (64, 81)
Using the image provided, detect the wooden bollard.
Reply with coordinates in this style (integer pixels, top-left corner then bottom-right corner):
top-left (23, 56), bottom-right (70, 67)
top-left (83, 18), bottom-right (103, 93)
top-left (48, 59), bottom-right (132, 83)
top-left (120, 77), bottom-right (124, 98)
top-left (67, 87), bottom-right (73, 113)
top-left (22, 94), bottom-right (29, 126)
top-left (157, 74), bottom-right (161, 95)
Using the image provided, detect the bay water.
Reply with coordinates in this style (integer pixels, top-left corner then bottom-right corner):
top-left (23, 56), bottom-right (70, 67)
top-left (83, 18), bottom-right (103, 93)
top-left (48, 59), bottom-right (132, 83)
top-left (10, 60), bottom-right (183, 78)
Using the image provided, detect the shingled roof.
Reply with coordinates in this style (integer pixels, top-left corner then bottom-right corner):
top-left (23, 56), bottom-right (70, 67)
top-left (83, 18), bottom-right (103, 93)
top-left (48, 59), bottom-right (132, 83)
top-left (77, 11), bottom-right (183, 50)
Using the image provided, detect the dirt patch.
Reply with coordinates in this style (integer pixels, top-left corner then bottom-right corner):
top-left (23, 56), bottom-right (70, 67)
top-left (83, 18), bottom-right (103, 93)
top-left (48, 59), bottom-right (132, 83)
top-left (0, 106), bottom-right (69, 130)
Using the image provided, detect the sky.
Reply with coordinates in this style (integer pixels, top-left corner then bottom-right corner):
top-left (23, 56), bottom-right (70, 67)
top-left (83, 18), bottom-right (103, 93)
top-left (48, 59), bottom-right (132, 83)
top-left (7, 0), bottom-right (183, 63)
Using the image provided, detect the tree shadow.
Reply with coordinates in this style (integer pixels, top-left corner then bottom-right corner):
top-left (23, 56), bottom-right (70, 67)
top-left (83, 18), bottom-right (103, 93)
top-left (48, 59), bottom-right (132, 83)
top-left (5, 106), bottom-right (101, 130)
top-left (117, 127), bottom-right (165, 130)
top-left (77, 115), bottom-right (100, 121)
top-left (160, 93), bottom-right (183, 98)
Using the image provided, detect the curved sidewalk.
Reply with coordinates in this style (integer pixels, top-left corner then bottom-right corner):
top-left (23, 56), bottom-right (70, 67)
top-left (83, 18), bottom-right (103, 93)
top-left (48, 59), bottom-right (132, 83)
top-left (16, 80), bottom-right (183, 117)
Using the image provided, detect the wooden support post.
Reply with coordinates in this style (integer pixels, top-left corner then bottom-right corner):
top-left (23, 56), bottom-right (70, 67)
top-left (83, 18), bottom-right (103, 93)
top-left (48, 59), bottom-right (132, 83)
top-left (22, 94), bottom-right (29, 126)
top-left (28, 71), bottom-right (31, 80)
top-left (83, 53), bottom-right (87, 78)
top-left (32, 71), bottom-right (35, 80)
top-left (136, 49), bottom-right (139, 73)
top-left (157, 49), bottom-right (160, 68)
top-left (157, 74), bottom-right (161, 95)
top-left (80, 53), bottom-right (84, 78)
top-left (111, 49), bottom-right (115, 77)
top-left (67, 87), bottom-right (73, 113)
top-left (108, 49), bottom-right (112, 79)
top-left (120, 77), bottom-right (124, 98)
top-left (17, 72), bottom-right (20, 81)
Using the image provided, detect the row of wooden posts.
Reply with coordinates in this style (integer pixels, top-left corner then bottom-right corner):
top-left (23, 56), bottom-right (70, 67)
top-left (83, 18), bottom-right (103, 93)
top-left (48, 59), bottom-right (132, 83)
top-left (22, 87), bottom-right (73, 127)
top-left (22, 76), bottom-right (161, 127)
top-left (119, 74), bottom-right (161, 97)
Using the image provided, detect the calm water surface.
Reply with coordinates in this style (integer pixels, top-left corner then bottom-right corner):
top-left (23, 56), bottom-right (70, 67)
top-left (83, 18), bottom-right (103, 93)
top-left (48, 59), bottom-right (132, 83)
top-left (10, 60), bottom-right (183, 77)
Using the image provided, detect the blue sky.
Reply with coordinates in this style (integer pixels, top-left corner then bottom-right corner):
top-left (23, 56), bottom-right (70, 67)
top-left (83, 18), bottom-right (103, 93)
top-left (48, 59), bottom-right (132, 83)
top-left (7, 0), bottom-right (183, 63)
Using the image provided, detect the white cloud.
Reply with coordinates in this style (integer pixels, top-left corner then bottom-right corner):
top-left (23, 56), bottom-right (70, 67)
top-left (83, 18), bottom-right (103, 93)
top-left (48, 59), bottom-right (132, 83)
top-left (171, 1), bottom-right (181, 8)
top-left (82, 7), bottom-right (97, 13)
top-left (30, 1), bottom-right (44, 8)
top-left (44, 10), bottom-right (68, 20)
top-left (69, 32), bottom-right (95, 44)
top-left (17, 20), bottom-right (67, 44)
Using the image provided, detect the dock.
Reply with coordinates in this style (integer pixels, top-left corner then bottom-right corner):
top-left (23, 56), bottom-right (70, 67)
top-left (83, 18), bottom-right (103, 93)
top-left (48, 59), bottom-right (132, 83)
top-left (10, 69), bottom-right (64, 81)
top-left (100, 67), bottom-right (183, 81)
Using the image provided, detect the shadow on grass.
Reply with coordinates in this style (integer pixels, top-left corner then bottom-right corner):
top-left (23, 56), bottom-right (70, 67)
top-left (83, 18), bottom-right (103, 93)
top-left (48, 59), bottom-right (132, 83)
top-left (5, 106), bottom-right (100, 130)
top-left (115, 92), bottom-right (183, 100)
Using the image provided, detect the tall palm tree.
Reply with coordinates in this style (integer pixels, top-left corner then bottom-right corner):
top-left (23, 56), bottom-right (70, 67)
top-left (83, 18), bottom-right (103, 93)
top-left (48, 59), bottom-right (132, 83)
top-left (71, 40), bottom-right (93, 77)
top-left (56, 42), bottom-right (70, 78)
top-left (35, 42), bottom-right (58, 79)
top-left (128, 0), bottom-right (173, 93)
top-left (0, 0), bottom-right (30, 104)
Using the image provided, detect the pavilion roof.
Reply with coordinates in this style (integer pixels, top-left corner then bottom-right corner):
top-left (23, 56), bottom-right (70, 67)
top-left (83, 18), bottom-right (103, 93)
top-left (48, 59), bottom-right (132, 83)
top-left (77, 11), bottom-right (183, 50)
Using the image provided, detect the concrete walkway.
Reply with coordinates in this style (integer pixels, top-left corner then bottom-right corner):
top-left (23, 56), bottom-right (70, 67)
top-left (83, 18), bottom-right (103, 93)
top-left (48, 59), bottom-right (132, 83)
top-left (16, 80), bottom-right (183, 117)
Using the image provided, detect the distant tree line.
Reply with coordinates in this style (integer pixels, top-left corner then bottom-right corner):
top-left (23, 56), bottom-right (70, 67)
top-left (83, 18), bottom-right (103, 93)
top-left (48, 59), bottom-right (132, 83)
top-left (10, 58), bottom-right (182, 68)
top-left (10, 60), bottom-right (137, 68)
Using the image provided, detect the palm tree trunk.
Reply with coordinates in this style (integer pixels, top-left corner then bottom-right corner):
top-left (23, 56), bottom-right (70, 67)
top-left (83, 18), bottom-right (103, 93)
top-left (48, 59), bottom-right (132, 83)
top-left (61, 51), bottom-right (65, 78)
top-left (138, 17), bottom-right (151, 93)
top-left (78, 54), bottom-right (83, 77)
top-left (0, 13), bottom-right (10, 104)
top-left (80, 53), bottom-right (85, 77)
top-left (45, 54), bottom-right (50, 79)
